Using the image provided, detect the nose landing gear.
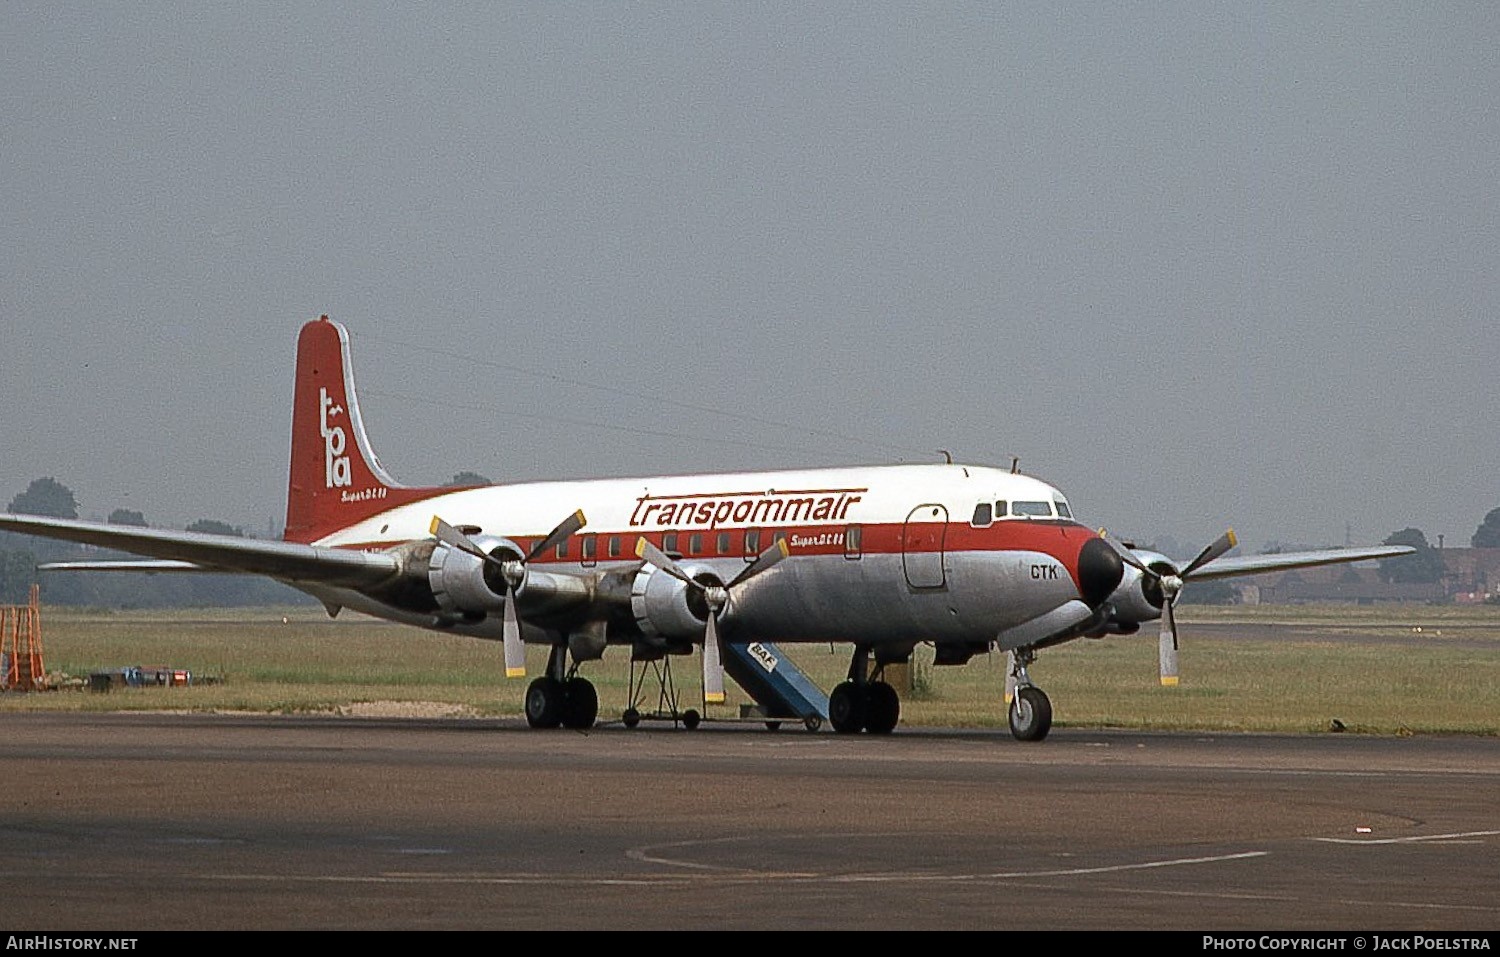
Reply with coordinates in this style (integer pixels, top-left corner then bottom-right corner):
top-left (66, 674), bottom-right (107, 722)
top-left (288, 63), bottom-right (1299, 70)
top-left (1006, 648), bottom-right (1052, 741)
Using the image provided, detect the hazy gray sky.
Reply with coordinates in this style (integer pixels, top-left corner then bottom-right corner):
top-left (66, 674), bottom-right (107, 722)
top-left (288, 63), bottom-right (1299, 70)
top-left (2, 4), bottom-right (1496, 554)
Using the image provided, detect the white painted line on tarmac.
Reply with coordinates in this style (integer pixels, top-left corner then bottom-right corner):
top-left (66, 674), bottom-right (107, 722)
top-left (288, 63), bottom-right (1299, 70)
top-left (1314, 828), bottom-right (1500, 845)
top-left (830, 851), bottom-right (1269, 883)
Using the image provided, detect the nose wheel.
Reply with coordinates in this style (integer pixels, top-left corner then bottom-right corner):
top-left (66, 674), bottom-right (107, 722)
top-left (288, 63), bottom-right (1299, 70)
top-left (1006, 647), bottom-right (1052, 741)
top-left (1008, 686), bottom-right (1052, 741)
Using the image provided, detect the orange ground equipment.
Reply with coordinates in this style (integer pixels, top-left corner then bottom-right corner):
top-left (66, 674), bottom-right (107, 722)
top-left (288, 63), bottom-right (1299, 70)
top-left (1, 585), bottom-right (45, 691)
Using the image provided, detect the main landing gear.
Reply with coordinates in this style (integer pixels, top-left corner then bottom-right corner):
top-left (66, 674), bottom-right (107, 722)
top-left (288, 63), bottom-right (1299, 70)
top-left (828, 645), bottom-right (902, 735)
top-left (1006, 648), bottom-right (1052, 742)
top-left (524, 644), bottom-right (599, 730)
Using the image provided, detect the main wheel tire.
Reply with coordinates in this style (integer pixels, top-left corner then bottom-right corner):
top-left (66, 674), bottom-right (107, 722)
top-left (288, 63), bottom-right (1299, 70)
top-left (682, 708), bottom-right (701, 730)
top-left (1008, 686), bottom-right (1053, 742)
top-left (864, 681), bottom-right (901, 735)
top-left (828, 681), bottom-right (867, 734)
top-left (525, 676), bottom-right (565, 729)
top-left (561, 678), bottom-right (598, 730)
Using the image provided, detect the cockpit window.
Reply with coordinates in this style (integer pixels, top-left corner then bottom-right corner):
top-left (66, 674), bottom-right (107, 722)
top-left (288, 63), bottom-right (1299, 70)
top-left (971, 502), bottom-right (993, 527)
top-left (1055, 500), bottom-right (1072, 519)
top-left (1012, 500), bottom-right (1054, 518)
top-left (994, 500), bottom-right (1008, 518)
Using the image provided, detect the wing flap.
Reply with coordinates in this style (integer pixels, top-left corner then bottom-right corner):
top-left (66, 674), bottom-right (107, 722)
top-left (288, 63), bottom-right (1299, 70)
top-left (39, 560), bottom-right (219, 573)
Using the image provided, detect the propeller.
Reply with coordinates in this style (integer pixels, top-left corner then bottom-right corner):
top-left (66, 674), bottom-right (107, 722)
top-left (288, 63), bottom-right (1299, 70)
top-left (635, 536), bottom-right (790, 703)
top-left (1100, 528), bottom-right (1238, 686)
top-left (430, 510), bottom-right (586, 678)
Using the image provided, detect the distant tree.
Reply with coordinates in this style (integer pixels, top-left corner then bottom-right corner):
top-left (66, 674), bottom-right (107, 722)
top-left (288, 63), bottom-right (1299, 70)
top-left (185, 519), bottom-right (243, 537)
top-left (445, 471), bottom-right (492, 487)
top-left (108, 508), bottom-right (147, 527)
top-left (1379, 527), bottom-right (1446, 583)
top-left (0, 549), bottom-right (37, 604)
top-left (6, 477), bottom-right (79, 518)
top-left (1472, 508), bottom-right (1500, 549)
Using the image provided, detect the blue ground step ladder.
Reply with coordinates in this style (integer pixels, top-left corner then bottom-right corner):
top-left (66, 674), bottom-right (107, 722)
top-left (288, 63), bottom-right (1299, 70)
top-left (720, 639), bottom-right (829, 731)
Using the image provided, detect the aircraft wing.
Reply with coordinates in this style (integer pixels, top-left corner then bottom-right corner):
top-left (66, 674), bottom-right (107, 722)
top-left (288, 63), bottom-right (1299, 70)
top-left (0, 514), bottom-right (400, 588)
top-left (1186, 545), bottom-right (1415, 582)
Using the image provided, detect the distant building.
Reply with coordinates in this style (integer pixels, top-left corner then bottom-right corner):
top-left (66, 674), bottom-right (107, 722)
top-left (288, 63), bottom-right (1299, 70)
top-left (1432, 547), bottom-right (1500, 604)
top-left (1250, 548), bottom-right (1500, 605)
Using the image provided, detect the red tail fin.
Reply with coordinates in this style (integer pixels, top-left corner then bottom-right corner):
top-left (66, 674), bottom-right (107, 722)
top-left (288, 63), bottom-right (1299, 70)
top-left (284, 316), bottom-right (450, 543)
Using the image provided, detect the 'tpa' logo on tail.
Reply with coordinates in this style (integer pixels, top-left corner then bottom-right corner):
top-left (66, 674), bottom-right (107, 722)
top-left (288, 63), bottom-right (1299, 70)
top-left (320, 387), bottom-right (352, 489)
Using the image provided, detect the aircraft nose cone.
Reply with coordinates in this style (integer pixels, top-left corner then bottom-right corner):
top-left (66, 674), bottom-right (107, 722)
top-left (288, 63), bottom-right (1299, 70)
top-left (1076, 536), bottom-right (1124, 608)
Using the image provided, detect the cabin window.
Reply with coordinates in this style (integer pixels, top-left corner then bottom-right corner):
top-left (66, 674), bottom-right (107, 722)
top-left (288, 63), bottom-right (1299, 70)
top-left (971, 502), bottom-right (993, 527)
top-left (1012, 500), bottom-right (1053, 518)
top-left (555, 539), bottom-right (569, 559)
top-left (607, 535), bottom-right (622, 558)
top-left (744, 529), bottom-right (761, 559)
top-left (716, 531), bottom-right (731, 555)
top-left (662, 531), bottom-right (679, 556)
top-left (844, 524), bottom-right (863, 560)
top-left (772, 530), bottom-right (788, 547)
top-left (581, 534), bottom-right (597, 567)
top-left (689, 533), bottom-right (704, 555)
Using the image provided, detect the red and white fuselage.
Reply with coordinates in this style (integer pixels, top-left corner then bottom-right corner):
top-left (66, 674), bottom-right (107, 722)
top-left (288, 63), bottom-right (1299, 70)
top-left (308, 462), bottom-right (1113, 649)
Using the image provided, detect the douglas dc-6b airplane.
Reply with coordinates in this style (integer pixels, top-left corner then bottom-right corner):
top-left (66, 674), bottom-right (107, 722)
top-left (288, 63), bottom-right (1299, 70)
top-left (0, 317), bottom-right (1413, 740)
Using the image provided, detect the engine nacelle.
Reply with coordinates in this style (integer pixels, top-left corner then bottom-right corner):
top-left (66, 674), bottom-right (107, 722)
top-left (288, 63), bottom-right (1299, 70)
top-left (426, 534), bottom-right (522, 619)
top-left (630, 561), bottom-right (716, 639)
top-left (1100, 549), bottom-right (1178, 629)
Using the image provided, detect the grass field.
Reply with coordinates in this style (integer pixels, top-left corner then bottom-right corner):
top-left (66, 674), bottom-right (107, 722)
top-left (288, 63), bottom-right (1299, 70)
top-left (4, 602), bottom-right (1497, 735)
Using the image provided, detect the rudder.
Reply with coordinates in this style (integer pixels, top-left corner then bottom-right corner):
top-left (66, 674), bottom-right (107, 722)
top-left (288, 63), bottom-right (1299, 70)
top-left (284, 316), bottom-right (448, 543)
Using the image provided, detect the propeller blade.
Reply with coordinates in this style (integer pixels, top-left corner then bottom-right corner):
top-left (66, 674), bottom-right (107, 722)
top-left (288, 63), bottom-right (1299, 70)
top-left (1096, 528), bottom-right (1234, 688)
top-left (728, 537), bottom-right (790, 589)
top-left (430, 516), bottom-right (505, 567)
top-left (1158, 598), bottom-right (1180, 686)
top-left (635, 537), bottom-right (697, 585)
top-left (702, 611), bottom-right (726, 703)
top-left (638, 536), bottom-right (790, 710)
top-left (433, 510), bottom-right (585, 681)
top-left (1181, 528), bottom-right (1238, 579)
top-left (527, 509), bottom-right (586, 562)
top-left (502, 583), bottom-right (526, 678)
top-left (1097, 529), bottom-right (1157, 577)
